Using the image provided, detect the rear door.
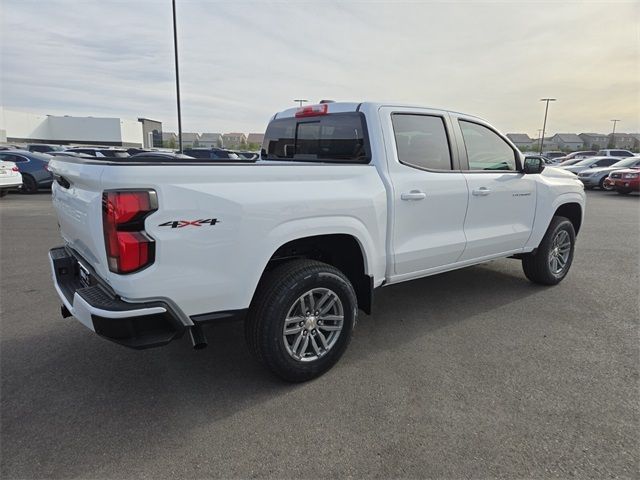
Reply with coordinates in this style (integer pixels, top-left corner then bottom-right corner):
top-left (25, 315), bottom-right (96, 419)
top-left (380, 107), bottom-right (469, 278)
top-left (451, 115), bottom-right (536, 261)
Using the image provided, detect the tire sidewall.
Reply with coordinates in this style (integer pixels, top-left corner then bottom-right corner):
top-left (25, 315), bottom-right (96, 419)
top-left (544, 219), bottom-right (576, 282)
top-left (264, 269), bottom-right (356, 379)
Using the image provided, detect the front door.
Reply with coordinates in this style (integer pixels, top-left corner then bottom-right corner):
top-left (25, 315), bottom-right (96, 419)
top-left (453, 117), bottom-right (536, 261)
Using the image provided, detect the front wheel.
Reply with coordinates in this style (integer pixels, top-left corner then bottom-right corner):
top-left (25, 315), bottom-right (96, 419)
top-left (522, 216), bottom-right (576, 285)
top-left (599, 177), bottom-right (614, 191)
top-left (245, 259), bottom-right (357, 382)
top-left (617, 188), bottom-right (632, 195)
top-left (0, 190), bottom-right (8, 198)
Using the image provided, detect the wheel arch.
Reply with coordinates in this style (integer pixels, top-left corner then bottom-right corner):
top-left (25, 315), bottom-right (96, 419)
top-left (554, 202), bottom-right (582, 235)
top-left (259, 233), bottom-right (374, 315)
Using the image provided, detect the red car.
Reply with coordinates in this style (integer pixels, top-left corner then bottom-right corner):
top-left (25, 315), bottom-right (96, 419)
top-left (605, 166), bottom-right (640, 194)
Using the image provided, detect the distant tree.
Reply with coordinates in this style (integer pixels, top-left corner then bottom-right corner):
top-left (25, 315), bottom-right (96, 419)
top-left (216, 138), bottom-right (223, 148)
top-left (164, 138), bottom-right (176, 149)
top-left (239, 139), bottom-right (248, 150)
top-left (246, 142), bottom-right (260, 151)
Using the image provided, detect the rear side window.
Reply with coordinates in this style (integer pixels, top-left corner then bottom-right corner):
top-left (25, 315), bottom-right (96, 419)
top-left (612, 150), bottom-right (632, 157)
top-left (459, 120), bottom-right (517, 171)
top-left (261, 113), bottom-right (369, 163)
top-left (391, 114), bottom-right (452, 170)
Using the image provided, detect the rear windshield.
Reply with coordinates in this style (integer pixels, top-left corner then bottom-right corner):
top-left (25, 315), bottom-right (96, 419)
top-left (261, 112), bottom-right (369, 163)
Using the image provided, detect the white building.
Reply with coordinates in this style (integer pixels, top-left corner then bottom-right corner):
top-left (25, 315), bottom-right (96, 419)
top-left (0, 107), bottom-right (146, 147)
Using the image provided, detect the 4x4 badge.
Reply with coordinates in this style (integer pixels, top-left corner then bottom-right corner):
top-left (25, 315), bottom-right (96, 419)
top-left (159, 218), bottom-right (220, 228)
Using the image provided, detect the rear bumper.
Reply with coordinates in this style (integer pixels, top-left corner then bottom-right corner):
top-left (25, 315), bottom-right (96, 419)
top-left (578, 176), bottom-right (599, 187)
top-left (49, 246), bottom-right (186, 349)
top-left (0, 180), bottom-right (22, 189)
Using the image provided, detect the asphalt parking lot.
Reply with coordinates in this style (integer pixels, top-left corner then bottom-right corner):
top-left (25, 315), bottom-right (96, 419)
top-left (1, 192), bottom-right (638, 479)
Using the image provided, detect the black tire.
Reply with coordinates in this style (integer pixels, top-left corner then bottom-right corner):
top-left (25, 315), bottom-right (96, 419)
top-left (0, 190), bottom-right (8, 198)
top-left (20, 175), bottom-right (38, 194)
top-left (617, 188), bottom-right (631, 195)
top-left (245, 259), bottom-right (357, 382)
top-left (522, 216), bottom-right (576, 286)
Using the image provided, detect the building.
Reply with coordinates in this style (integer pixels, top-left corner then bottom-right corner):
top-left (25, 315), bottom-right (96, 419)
top-left (506, 133), bottom-right (533, 151)
top-left (180, 132), bottom-right (200, 148)
top-left (199, 133), bottom-right (223, 148)
top-left (246, 133), bottom-right (265, 148)
top-left (549, 134), bottom-right (584, 151)
top-left (162, 131), bottom-right (177, 148)
top-left (0, 107), bottom-right (145, 147)
top-left (222, 132), bottom-right (247, 149)
top-left (579, 133), bottom-right (609, 151)
top-left (608, 133), bottom-right (638, 150)
top-left (138, 118), bottom-right (163, 148)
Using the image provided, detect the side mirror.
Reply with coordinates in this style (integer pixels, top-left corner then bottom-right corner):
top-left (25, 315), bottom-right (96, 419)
top-left (523, 157), bottom-right (545, 174)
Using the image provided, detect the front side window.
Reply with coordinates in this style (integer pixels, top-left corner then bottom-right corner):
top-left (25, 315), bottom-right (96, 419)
top-left (459, 120), bottom-right (517, 171)
top-left (391, 114), bottom-right (452, 170)
top-left (595, 158), bottom-right (618, 167)
top-left (262, 113), bottom-right (369, 163)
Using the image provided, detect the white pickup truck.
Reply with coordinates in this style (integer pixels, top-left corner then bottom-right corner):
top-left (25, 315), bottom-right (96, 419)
top-left (48, 102), bottom-right (585, 381)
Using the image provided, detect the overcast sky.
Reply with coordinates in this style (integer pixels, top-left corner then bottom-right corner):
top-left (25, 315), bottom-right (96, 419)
top-left (2, 0), bottom-right (638, 136)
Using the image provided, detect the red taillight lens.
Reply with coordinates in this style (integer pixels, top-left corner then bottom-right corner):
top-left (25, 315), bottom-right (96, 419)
top-left (295, 104), bottom-right (328, 117)
top-left (12, 166), bottom-right (19, 172)
top-left (103, 190), bottom-right (157, 274)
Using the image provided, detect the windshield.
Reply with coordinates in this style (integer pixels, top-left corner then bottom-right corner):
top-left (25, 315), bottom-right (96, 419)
top-left (100, 150), bottom-right (129, 158)
top-left (574, 158), bottom-right (599, 166)
top-left (612, 157), bottom-right (639, 167)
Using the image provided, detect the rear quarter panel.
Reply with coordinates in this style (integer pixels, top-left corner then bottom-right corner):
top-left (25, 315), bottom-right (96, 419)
top-left (98, 163), bottom-right (388, 316)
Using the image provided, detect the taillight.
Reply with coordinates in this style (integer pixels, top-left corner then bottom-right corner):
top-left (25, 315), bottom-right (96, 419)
top-left (295, 104), bottom-right (328, 118)
top-left (11, 166), bottom-right (19, 172)
top-left (102, 190), bottom-right (158, 274)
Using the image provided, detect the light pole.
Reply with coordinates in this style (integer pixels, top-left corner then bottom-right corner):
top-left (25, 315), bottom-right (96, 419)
top-left (610, 119), bottom-right (620, 148)
top-left (294, 99), bottom-right (308, 108)
top-left (172, 0), bottom-right (183, 153)
top-left (537, 129), bottom-right (543, 153)
top-left (539, 98), bottom-right (556, 154)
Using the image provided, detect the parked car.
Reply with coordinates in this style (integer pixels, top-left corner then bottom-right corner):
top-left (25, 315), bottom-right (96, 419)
top-left (47, 101), bottom-right (585, 381)
top-left (557, 158), bottom-right (584, 167)
top-left (27, 144), bottom-right (65, 153)
top-left (0, 159), bottom-right (22, 197)
top-left (596, 149), bottom-right (635, 158)
top-left (182, 148), bottom-right (243, 160)
top-left (129, 152), bottom-right (195, 161)
top-left (64, 147), bottom-right (130, 158)
top-left (605, 167), bottom-right (640, 194)
top-left (0, 150), bottom-right (52, 193)
top-left (577, 156), bottom-right (640, 190)
top-left (47, 151), bottom-right (96, 159)
top-left (542, 151), bottom-right (566, 163)
top-left (560, 156), bottom-right (620, 174)
top-left (554, 151), bottom-right (597, 163)
top-left (0, 144), bottom-right (25, 151)
top-left (234, 151), bottom-right (260, 160)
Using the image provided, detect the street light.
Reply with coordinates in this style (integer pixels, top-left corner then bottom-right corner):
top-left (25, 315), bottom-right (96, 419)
top-left (539, 98), bottom-right (556, 154)
top-left (610, 119), bottom-right (620, 148)
top-left (294, 99), bottom-right (308, 107)
top-left (537, 129), bottom-right (543, 153)
top-left (172, 0), bottom-right (183, 153)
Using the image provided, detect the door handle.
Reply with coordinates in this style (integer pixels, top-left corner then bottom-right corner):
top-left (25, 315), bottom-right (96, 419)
top-left (472, 187), bottom-right (491, 196)
top-left (401, 190), bottom-right (426, 201)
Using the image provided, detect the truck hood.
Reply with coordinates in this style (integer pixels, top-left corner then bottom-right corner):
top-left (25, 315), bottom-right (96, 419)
top-left (541, 166), bottom-right (581, 179)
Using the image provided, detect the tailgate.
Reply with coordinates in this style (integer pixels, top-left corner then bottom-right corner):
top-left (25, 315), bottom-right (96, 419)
top-left (49, 158), bottom-right (108, 277)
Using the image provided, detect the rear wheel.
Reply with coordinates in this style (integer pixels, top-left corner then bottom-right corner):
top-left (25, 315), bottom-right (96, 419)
top-left (522, 216), bottom-right (576, 285)
top-left (0, 190), bottom-right (8, 198)
top-left (617, 188), bottom-right (632, 195)
top-left (20, 175), bottom-right (37, 194)
top-left (245, 259), bottom-right (357, 382)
